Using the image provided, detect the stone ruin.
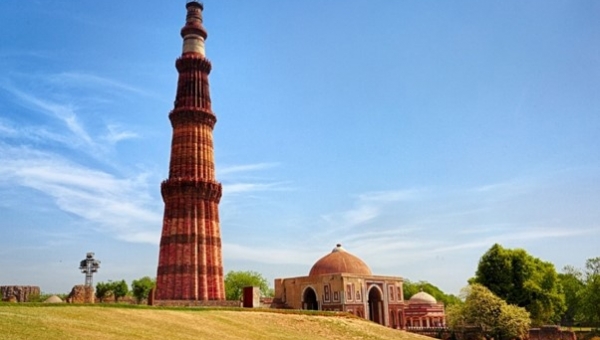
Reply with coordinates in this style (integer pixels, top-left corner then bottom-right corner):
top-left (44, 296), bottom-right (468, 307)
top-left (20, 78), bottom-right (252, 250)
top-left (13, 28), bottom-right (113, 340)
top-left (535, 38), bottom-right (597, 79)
top-left (1, 286), bottom-right (40, 302)
top-left (66, 285), bottom-right (94, 304)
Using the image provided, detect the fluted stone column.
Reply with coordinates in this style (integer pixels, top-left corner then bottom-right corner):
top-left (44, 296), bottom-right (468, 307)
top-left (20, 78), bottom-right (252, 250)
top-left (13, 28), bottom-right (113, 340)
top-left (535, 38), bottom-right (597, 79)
top-left (156, 1), bottom-right (225, 301)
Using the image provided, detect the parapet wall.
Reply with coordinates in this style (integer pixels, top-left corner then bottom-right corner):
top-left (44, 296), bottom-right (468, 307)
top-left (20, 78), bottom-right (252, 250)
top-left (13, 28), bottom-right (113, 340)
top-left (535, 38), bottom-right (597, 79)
top-left (152, 300), bottom-right (240, 307)
top-left (0, 286), bottom-right (40, 302)
top-left (530, 326), bottom-right (576, 340)
top-left (407, 325), bottom-right (577, 340)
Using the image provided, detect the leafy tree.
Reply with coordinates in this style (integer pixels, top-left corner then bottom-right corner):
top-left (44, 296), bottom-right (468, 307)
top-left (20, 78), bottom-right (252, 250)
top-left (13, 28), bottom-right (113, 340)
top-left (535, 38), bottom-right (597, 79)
top-left (111, 280), bottom-right (129, 302)
top-left (587, 257), bottom-right (600, 276)
top-left (498, 303), bottom-right (532, 340)
top-left (472, 243), bottom-right (565, 325)
top-left (579, 257), bottom-right (600, 327)
top-left (131, 277), bottom-right (155, 304)
top-left (403, 280), bottom-right (421, 299)
top-left (95, 281), bottom-right (112, 302)
top-left (403, 279), bottom-right (462, 306)
top-left (447, 284), bottom-right (530, 340)
top-left (224, 270), bottom-right (271, 301)
top-left (558, 266), bottom-right (584, 326)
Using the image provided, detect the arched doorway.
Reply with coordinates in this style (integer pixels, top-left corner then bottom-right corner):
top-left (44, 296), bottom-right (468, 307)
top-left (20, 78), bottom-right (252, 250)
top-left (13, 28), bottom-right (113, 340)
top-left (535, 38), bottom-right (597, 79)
top-left (302, 287), bottom-right (318, 310)
top-left (368, 286), bottom-right (384, 325)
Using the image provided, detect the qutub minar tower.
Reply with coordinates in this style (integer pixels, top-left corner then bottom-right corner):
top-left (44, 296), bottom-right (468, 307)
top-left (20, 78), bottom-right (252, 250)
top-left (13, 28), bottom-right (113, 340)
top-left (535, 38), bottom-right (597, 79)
top-left (156, 1), bottom-right (225, 301)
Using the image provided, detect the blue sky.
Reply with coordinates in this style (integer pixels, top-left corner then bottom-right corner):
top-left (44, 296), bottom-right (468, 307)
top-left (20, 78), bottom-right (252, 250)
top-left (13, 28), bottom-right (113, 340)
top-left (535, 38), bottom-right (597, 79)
top-left (0, 1), bottom-right (598, 296)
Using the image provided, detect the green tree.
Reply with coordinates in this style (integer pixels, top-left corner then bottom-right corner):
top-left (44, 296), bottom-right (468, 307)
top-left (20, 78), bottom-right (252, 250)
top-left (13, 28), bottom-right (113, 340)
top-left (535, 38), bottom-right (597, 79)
top-left (403, 279), bottom-right (462, 306)
top-left (498, 303), bottom-right (532, 340)
top-left (224, 270), bottom-right (271, 301)
top-left (558, 266), bottom-right (584, 326)
top-left (131, 277), bottom-right (155, 304)
top-left (95, 281), bottom-right (112, 302)
top-left (447, 284), bottom-right (530, 340)
top-left (579, 257), bottom-right (600, 327)
top-left (473, 243), bottom-right (565, 325)
top-left (403, 279), bottom-right (421, 299)
top-left (111, 280), bottom-right (129, 302)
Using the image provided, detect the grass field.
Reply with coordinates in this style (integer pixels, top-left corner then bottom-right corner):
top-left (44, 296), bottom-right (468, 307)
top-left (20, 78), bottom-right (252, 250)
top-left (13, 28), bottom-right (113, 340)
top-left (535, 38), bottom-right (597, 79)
top-left (0, 304), bottom-right (433, 340)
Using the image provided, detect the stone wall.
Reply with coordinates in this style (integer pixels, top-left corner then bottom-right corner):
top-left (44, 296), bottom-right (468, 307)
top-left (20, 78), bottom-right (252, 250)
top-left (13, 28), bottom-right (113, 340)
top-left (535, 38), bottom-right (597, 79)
top-left (151, 300), bottom-right (240, 307)
top-left (406, 327), bottom-right (453, 340)
top-left (407, 326), bottom-right (577, 340)
top-left (530, 326), bottom-right (576, 340)
top-left (0, 286), bottom-right (40, 302)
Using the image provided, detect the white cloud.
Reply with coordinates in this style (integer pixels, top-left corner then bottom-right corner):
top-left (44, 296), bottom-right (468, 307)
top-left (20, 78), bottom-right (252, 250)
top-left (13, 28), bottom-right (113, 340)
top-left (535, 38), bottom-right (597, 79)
top-left (6, 85), bottom-right (94, 146)
top-left (223, 181), bottom-right (291, 195)
top-left (0, 144), bottom-right (162, 244)
top-left (319, 189), bottom-right (424, 235)
top-left (0, 74), bottom-right (146, 166)
top-left (357, 189), bottom-right (424, 203)
top-left (433, 227), bottom-right (592, 253)
top-left (470, 178), bottom-right (534, 199)
top-left (219, 162), bottom-right (279, 176)
top-left (103, 124), bottom-right (139, 144)
top-left (342, 204), bottom-right (380, 226)
top-left (48, 72), bottom-right (150, 97)
top-left (223, 242), bottom-right (319, 265)
top-left (0, 119), bottom-right (17, 136)
top-left (218, 162), bottom-right (292, 198)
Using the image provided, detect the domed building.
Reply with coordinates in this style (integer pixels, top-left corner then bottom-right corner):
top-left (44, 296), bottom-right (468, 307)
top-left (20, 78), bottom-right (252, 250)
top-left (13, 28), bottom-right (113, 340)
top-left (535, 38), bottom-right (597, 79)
top-left (273, 244), bottom-right (409, 328)
top-left (404, 290), bottom-right (446, 328)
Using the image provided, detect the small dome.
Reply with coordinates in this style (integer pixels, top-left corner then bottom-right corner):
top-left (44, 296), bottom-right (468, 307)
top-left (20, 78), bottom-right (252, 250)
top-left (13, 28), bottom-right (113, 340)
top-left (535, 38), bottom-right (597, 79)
top-left (43, 295), bottom-right (63, 303)
top-left (409, 291), bottom-right (437, 304)
top-left (309, 244), bottom-right (372, 276)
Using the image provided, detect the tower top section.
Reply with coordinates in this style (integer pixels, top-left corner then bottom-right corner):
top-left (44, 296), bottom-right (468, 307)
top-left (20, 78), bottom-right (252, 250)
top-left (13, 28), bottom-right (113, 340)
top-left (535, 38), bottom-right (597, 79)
top-left (186, 1), bottom-right (203, 9)
top-left (181, 1), bottom-right (207, 56)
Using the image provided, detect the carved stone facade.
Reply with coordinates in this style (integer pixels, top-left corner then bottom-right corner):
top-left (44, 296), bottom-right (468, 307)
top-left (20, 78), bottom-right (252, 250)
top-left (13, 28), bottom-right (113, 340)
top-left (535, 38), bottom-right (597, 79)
top-left (155, 1), bottom-right (225, 302)
top-left (0, 286), bottom-right (40, 302)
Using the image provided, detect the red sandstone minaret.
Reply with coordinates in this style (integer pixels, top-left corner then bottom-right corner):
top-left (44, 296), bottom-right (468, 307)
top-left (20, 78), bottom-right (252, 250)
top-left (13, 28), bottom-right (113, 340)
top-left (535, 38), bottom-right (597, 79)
top-left (155, 1), bottom-right (225, 301)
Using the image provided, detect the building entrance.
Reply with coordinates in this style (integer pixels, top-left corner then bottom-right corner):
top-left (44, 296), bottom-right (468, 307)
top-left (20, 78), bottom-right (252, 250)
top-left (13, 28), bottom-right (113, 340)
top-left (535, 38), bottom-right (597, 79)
top-left (302, 287), bottom-right (318, 310)
top-left (368, 286), bottom-right (384, 325)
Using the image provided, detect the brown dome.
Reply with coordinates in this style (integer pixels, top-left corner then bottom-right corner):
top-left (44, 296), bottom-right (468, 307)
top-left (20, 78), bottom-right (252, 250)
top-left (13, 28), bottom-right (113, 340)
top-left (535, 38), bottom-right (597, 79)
top-left (309, 244), bottom-right (372, 276)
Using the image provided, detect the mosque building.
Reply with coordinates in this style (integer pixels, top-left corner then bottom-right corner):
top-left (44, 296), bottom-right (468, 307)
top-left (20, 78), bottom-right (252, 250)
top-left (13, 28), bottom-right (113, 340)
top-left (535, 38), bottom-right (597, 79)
top-left (272, 244), bottom-right (446, 329)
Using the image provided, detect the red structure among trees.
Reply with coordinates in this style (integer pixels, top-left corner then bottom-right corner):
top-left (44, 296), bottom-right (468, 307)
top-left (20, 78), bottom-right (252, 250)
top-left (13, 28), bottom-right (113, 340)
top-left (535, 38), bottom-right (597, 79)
top-left (155, 1), bottom-right (225, 302)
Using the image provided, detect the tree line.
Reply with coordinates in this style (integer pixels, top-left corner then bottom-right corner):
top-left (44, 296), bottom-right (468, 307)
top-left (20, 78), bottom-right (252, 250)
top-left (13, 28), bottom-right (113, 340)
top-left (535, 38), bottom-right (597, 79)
top-left (383, 243), bottom-right (598, 339)
top-left (93, 271), bottom-right (271, 304)
top-left (470, 244), bottom-right (599, 328)
top-left (444, 243), bottom-right (599, 340)
top-left (95, 276), bottom-right (155, 304)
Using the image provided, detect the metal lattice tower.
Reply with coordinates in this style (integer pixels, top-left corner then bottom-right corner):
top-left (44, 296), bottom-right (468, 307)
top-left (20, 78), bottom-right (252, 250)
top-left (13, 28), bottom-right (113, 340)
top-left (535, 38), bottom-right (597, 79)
top-left (79, 252), bottom-right (100, 287)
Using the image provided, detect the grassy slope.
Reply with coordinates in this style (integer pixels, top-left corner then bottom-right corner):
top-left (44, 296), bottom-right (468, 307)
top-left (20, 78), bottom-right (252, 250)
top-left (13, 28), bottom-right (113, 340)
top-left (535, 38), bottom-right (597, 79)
top-left (0, 304), bottom-right (433, 340)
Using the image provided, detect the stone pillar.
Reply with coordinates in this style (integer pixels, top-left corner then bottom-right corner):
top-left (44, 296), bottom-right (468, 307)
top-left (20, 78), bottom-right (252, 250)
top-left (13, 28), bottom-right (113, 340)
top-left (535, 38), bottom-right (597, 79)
top-left (67, 285), bottom-right (94, 304)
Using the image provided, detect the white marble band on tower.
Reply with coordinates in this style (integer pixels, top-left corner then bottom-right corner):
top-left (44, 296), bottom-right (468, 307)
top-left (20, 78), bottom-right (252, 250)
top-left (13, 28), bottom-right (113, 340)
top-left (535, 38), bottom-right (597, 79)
top-left (183, 34), bottom-right (205, 55)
